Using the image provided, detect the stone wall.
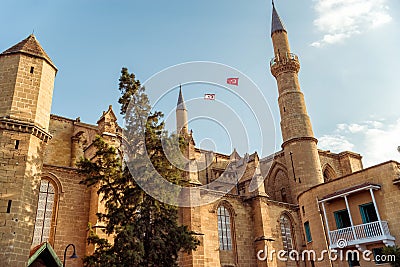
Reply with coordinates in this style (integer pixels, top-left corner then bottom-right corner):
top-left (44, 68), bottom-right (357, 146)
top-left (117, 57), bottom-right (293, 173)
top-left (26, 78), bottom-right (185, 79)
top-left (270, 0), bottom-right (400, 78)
top-left (0, 129), bottom-right (46, 266)
top-left (44, 115), bottom-right (99, 167)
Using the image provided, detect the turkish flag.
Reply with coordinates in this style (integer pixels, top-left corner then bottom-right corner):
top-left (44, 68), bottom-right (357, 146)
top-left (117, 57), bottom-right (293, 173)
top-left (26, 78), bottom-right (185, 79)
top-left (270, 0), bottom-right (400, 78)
top-left (227, 78), bottom-right (239, 86)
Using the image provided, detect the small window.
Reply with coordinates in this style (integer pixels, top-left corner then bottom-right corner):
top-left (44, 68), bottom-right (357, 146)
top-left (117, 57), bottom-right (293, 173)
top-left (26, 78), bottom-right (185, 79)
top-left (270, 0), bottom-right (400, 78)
top-left (334, 209), bottom-right (352, 229)
top-left (372, 248), bottom-right (387, 264)
top-left (14, 140), bottom-right (20, 149)
top-left (302, 206), bottom-right (305, 216)
top-left (304, 221), bottom-right (312, 243)
top-left (347, 251), bottom-right (360, 266)
top-left (7, 200), bottom-right (12, 213)
top-left (30, 66), bottom-right (34, 74)
top-left (281, 188), bottom-right (287, 203)
top-left (359, 203), bottom-right (378, 224)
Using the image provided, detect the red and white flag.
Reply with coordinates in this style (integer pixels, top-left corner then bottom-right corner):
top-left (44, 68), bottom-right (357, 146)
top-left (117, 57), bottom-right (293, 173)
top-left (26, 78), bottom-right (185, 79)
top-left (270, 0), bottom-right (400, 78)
top-left (227, 78), bottom-right (239, 86)
top-left (204, 94), bottom-right (215, 100)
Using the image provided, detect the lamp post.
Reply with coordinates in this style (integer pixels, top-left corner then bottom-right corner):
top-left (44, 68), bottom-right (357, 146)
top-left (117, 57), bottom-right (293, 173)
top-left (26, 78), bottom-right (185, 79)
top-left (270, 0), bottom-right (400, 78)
top-left (63, 243), bottom-right (78, 267)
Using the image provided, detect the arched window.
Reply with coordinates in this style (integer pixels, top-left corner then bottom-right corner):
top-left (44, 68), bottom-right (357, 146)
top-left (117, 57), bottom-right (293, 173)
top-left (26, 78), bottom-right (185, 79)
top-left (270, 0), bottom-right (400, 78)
top-left (323, 165), bottom-right (336, 182)
top-left (32, 179), bottom-right (57, 247)
top-left (217, 206), bottom-right (232, 250)
top-left (280, 214), bottom-right (294, 252)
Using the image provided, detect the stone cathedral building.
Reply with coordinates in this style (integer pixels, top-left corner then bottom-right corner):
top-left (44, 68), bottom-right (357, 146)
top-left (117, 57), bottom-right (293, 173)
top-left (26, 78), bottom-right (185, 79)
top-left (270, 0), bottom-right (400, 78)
top-left (0, 3), bottom-right (399, 267)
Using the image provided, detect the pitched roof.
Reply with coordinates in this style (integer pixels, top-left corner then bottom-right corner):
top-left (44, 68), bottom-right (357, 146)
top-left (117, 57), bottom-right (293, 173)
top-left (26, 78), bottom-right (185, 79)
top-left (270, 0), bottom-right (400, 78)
top-left (177, 86), bottom-right (187, 110)
top-left (1, 34), bottom-right (57, 70)
top-left (271, 1), bottom-right (287, 36)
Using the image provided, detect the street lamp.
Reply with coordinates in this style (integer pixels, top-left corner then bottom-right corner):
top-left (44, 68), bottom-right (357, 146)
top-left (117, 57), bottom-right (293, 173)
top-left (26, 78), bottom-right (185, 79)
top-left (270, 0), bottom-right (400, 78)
top-left (63, 243), bottom-right (78, 267)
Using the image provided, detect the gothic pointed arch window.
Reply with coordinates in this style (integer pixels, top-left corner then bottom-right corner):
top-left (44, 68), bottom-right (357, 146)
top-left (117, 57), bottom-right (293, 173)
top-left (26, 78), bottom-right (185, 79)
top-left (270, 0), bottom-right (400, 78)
top-left (280, 214), bottom-right (294, 253)
top-left (32, 178), bottom-right (59, 247)
top-left (217, 205), bottom-right (233, 250)
top-left (323, 164), bottom-right (336, 182)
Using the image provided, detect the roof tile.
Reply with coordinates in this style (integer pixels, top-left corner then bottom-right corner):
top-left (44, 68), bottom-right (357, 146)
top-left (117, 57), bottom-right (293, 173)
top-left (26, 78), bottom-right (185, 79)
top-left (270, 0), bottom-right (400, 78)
top-left (1, 34), bottom-right (56, 70)
top-left (271, 2), bottom-right (287, 36)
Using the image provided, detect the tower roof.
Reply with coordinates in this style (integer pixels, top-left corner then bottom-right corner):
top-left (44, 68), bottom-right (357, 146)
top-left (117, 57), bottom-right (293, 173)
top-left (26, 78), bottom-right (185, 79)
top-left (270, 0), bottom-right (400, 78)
top-left (271, 1), bottom-right (287, 36)
top-left (1, 34), bottom-right (57, 70)
top-left (177, 86), bottom-right (187, 110)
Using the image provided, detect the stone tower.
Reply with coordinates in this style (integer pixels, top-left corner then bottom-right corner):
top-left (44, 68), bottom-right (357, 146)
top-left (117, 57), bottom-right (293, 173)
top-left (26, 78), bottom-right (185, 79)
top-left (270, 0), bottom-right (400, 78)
top-left (269, 2), bottom-right (323, 199)
top-left (176, 85), bottom-right (189, 135)
top-left (0, 34), bottom-right (57, 265)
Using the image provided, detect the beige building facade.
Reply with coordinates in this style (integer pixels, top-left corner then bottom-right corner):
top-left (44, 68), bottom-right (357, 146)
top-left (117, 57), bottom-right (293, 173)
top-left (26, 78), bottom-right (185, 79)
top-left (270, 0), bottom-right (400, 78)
top-left (0, 3), bottom-right (399, 267)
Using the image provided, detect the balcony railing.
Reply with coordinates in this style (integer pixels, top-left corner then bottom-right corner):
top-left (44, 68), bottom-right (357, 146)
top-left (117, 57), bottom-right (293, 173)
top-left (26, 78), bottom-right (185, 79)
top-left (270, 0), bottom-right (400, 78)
top-left (329, 221), bottom-right (395, 248)
top-left (270, 52), bottom-right (299, 67)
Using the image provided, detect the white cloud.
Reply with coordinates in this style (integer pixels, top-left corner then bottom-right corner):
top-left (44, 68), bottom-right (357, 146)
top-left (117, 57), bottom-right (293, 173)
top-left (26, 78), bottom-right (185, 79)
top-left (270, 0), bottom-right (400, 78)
top-left (311, 0), bottom-right (392, 47)
top-left (318, 119), bottom-right (400, 167)
top-left (319, 134), bottom-right (355, 151)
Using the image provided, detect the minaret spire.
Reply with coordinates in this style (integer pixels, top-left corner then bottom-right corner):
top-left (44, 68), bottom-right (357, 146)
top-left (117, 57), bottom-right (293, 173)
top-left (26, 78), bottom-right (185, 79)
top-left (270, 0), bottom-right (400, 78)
top-left (271, 0), bottom-right (287, 36)
top-left (269, 5), bottom-right (323, 200)
top-left (176, 85), bottom-right (189, 135)
top-left (177, 84), bottom-right (187, 110)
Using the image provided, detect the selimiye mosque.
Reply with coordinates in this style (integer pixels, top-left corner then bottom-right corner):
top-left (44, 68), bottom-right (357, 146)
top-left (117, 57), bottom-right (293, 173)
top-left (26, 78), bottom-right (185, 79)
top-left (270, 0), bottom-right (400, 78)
top-left (0, 2), bottom-right (399, 267)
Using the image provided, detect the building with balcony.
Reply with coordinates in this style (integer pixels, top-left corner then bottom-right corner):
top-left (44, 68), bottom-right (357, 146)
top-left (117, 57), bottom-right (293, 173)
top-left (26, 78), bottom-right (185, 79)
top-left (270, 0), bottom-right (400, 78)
top-left (320, 182), bottom-right (395, 250)
top-left (299, 161), bottom-right (400, 266)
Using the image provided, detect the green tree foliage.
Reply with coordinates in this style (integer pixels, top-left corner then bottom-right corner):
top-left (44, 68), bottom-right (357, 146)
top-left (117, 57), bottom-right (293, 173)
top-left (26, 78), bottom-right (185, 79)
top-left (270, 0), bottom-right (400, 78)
top-left (78, 68), bottom-right (199, 267)
top-left (382, 245), bottom-right (400, 267)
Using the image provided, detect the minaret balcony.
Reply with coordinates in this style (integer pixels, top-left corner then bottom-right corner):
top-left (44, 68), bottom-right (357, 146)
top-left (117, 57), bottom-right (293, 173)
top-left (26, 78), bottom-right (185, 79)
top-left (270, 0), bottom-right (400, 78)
top-left (270, 52), bottom-right (300, 77)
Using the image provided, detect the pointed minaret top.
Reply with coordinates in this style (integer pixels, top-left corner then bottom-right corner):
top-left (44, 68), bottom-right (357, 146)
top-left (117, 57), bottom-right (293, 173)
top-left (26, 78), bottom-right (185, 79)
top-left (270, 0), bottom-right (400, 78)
top-left (271, 0), bottom-right (287, 36)
top-left (177, 85), bottom-right (187, 110)
top-left (1, 34), bottom-right (57, 70)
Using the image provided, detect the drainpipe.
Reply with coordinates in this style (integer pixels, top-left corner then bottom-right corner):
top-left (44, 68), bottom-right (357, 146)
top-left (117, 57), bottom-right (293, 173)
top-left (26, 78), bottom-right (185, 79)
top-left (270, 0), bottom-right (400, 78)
top-left (320, 201), bottom-right (331, 246)
top-left (317, 198), bottom-right (334, 267)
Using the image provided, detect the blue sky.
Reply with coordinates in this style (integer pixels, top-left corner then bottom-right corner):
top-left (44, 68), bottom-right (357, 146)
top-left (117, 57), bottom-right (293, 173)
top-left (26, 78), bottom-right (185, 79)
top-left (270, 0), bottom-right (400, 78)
top-left (1, 0), bottom-right (399, 167)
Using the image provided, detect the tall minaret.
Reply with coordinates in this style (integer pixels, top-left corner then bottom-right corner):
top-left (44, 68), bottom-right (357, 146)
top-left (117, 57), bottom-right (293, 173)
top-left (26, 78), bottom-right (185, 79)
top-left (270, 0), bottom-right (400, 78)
top-left (0, 35), bottom-right (57, 265)
top-left (175, 87), bottom-right (203, 267)
top-left (270, 2), bottom-right (323, 199)
top-left (176, 85), bottom-right (189, 135)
